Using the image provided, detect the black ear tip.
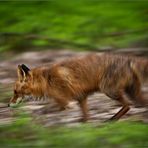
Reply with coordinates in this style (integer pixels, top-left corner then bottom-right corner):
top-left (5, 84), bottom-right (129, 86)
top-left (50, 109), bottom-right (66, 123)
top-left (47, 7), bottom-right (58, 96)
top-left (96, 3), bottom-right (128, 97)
top-left (21, 64), bottom-right (26, 68)
top-left (21, 64), bottom-right (30, 71)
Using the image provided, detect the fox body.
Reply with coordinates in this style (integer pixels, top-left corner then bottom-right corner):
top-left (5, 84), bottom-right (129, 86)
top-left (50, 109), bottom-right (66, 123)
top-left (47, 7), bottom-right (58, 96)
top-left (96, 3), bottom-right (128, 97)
top-left (9, 53), bottom-right (148, 121)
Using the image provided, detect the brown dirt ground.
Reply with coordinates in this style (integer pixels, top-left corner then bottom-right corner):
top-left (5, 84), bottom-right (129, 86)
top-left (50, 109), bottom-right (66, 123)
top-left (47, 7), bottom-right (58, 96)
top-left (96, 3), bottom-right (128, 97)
top-left (0, 50), bottom-right (147, 127)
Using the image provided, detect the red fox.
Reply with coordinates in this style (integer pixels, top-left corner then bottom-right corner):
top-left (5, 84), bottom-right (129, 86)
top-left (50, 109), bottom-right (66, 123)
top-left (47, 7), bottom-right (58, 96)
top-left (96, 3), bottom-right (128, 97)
top-left (8, 53), bottom-right (148, 121)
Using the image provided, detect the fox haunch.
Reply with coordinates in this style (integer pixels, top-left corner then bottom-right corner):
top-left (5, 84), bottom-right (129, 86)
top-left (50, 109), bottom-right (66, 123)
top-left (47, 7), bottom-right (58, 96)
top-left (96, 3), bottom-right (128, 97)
top-left (9, 53), bottom-right (148, 121)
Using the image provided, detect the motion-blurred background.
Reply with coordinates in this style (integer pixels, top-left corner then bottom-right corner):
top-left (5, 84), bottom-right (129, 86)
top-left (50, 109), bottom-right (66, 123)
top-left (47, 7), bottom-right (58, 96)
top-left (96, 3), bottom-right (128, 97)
top-left (0, 1), bottom-right (148, 147)
top-left (0, 1), bottom-right (148, 53)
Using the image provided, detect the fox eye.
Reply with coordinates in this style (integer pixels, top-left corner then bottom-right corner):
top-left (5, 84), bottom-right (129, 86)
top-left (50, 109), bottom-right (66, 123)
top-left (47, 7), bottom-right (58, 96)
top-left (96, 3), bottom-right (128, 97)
top-left (14, 90), bottom-right (17, 94)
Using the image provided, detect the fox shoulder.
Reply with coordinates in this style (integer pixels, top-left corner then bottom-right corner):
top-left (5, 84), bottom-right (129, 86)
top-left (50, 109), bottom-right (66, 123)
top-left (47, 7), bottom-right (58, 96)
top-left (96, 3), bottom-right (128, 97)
top-left (57, 67), bottom-right (74, 83)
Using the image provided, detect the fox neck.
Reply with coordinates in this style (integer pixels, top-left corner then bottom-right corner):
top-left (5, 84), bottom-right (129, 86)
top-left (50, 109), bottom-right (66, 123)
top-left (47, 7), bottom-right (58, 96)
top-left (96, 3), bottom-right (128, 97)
top-left (30, 79), bottom-right (48, 97)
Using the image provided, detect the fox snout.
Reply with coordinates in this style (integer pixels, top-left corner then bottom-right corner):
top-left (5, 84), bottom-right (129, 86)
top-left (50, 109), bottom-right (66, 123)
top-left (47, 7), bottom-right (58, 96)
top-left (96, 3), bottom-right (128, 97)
top-left (8, 96), bottom-right (23, 107)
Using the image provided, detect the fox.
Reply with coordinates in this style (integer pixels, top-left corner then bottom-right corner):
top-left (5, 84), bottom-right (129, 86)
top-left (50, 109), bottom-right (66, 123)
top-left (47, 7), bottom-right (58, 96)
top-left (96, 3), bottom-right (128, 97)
top-left (8, 53), bottom-right (148, 122)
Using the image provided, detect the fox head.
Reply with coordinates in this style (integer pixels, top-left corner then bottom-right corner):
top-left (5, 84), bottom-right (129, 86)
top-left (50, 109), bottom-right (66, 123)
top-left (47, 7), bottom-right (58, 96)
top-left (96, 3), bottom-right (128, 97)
top-left (8, 64), bottom-right (32, 107)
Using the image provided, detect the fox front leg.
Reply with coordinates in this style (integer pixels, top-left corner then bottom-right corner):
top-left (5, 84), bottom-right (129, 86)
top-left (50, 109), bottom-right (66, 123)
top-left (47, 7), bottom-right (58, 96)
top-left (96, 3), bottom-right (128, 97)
top-left (78, 98), bottom-right (89, 122)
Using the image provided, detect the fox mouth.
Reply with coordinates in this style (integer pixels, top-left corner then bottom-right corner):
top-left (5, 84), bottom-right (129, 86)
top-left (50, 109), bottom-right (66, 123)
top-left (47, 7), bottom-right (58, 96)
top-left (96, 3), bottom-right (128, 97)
top-left (8, 95), bottom-right (49, 107)
top-left (8, 97), bottom-right (23, 107)
top-left (8, 95), bottom-right (33, 107)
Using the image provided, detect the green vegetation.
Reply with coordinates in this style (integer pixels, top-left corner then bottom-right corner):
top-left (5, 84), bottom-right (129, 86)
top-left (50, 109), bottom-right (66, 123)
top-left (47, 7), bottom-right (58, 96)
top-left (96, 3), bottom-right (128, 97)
top-left (0, 1), bottom-right (148, 51)
top-left (0, 111), bottom-right (148, 147)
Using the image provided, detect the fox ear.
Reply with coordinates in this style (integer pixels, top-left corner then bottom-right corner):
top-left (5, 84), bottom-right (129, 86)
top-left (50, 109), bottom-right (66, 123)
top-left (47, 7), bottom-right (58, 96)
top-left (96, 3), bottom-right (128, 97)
top-left (17, 65), bottom-right (25, 82)
top-left (21, 64), bottom-right (30, 75)
top-left (17, 64), bottom-right (30, 82)
top-left (21, 64), bottom-right (30, 80)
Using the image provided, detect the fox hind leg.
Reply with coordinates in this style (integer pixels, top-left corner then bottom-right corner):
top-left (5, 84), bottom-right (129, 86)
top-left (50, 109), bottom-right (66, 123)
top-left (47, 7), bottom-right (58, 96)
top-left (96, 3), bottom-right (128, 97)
top-left (126, 82), bottom-right (148, 107)
top-left (106, 91), bottom-right (132, 121)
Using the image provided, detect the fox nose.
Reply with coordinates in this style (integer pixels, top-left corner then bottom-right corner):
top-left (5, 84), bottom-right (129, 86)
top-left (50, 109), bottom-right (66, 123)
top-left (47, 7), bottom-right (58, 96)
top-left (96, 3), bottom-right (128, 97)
top-left (8, 104), bottom-right (10, 107)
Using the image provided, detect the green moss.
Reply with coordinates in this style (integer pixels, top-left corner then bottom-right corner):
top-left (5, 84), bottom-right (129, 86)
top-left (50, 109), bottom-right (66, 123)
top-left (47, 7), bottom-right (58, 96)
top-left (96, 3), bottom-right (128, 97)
top-left (0, 1), bottom-right (148, 51)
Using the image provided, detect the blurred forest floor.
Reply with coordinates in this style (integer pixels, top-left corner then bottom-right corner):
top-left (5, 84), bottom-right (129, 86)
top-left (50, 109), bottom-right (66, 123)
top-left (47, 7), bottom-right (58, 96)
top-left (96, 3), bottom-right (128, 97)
top-left (0, 50), bottom-right (148, 127)
top-left (0, 49), bottom-right (148, 147)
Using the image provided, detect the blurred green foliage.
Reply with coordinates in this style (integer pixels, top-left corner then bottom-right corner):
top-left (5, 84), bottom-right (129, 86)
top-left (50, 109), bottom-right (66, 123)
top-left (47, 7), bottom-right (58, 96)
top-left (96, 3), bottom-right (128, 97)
top-left (0, 111), bottom-right (148, 147)
top-left (0, 1), bottom-right (148, 52)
